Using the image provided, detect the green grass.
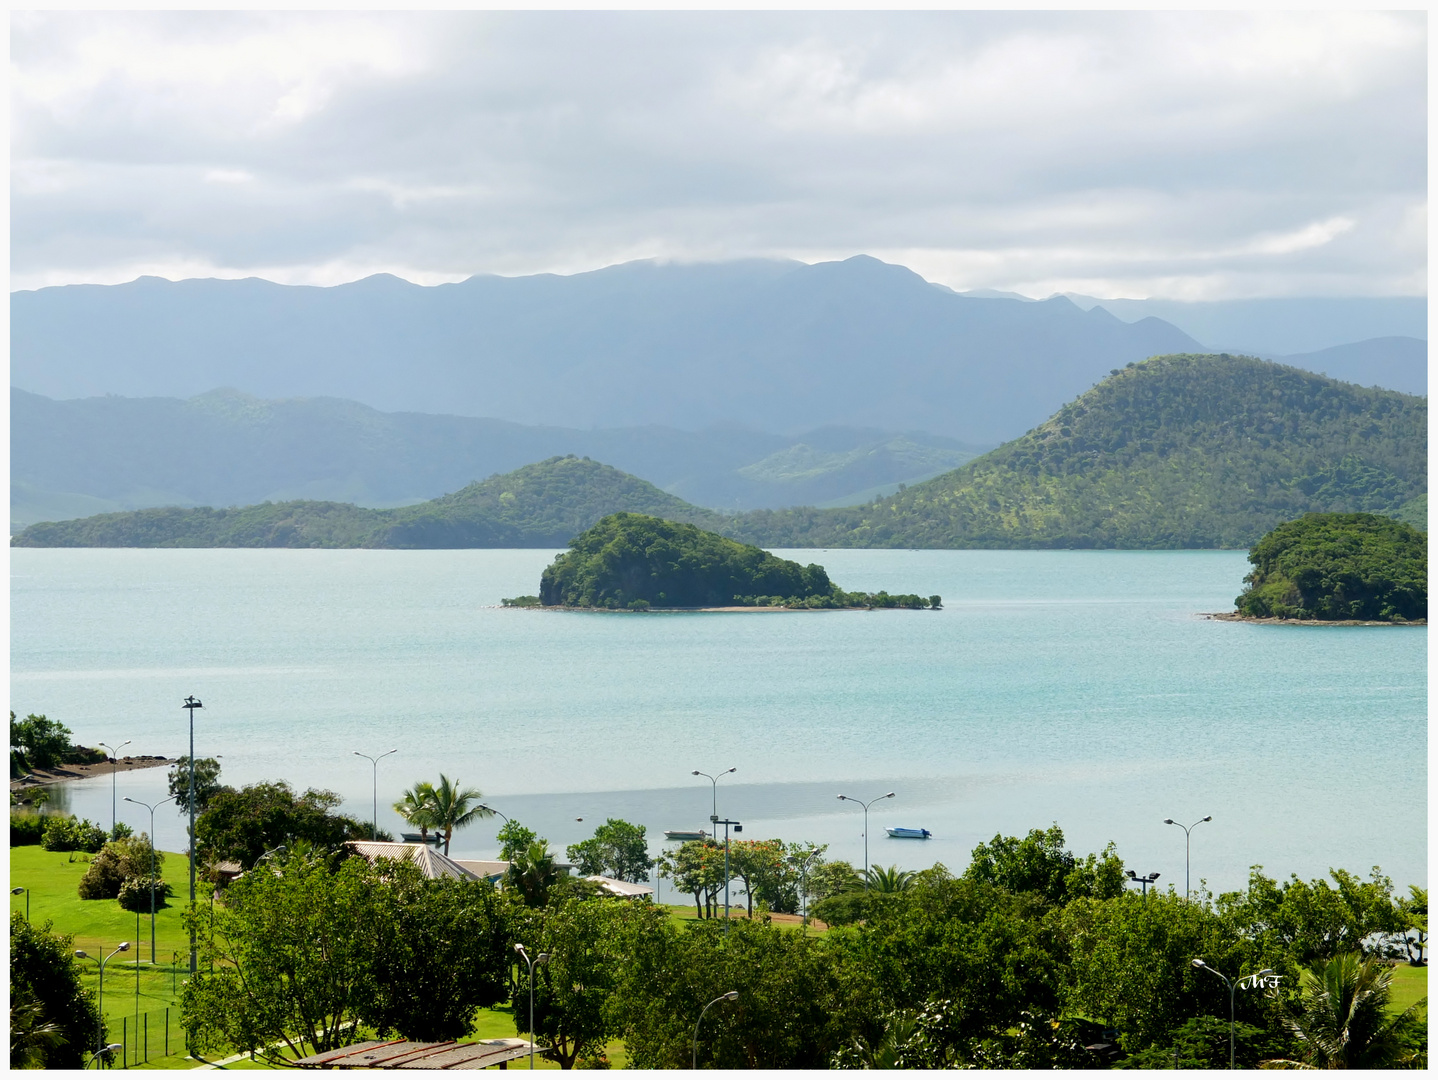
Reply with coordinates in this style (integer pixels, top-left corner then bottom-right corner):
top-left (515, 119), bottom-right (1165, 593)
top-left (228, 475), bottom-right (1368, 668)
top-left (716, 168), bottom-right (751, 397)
top-left (1389, 962), bottom-right (1428, 1015)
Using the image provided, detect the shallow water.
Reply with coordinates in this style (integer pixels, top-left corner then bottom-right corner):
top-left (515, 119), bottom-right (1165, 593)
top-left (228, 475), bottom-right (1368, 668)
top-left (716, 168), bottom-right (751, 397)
top-left (10, 548), bottom-right (1426, 893)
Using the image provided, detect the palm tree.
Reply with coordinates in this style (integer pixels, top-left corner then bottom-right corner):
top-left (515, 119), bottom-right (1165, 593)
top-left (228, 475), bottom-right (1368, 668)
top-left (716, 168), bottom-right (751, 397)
top-left (1270, 952), bottom-right (1427, 1069)
top-left (392, 783), bottom-right (438, 844)
top-left (864, 865), bottom-right (917, 893)
top-left (506, 840), bottom-right (561, 907)
top-left (427, 774), bottom-right (491, 856)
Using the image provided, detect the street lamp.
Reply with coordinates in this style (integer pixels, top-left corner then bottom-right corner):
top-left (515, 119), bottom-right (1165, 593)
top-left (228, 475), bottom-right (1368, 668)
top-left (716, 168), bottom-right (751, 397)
top-left (97, 740), bottom-right (132, 838)
top-left (514, 943), bottom-right (550, 1069)
top-left (1164, 816), bottom-right (1212, 899)
top-left (692, 991), bottom-right (739, 1069)
top-left (1125, 869), bottom-right (1161, 897)
top-left (837, 792), bottom-right (895, 889)
top-left (792, 847), bottom-right (824, 925)
top-left (182, 695), bottom-right (202, 985)
top-left (1192, 959), bottom-right (1274, 1069)
top-left (75, 943), bottom-right (130, 1068)
top-left (12, 886), bottom-right (29, 921)
top-left (123, 794), bottom-right (177, 963)
top-left (692, 767), bottom-right (736, 825)
top-left (352, 749), bottom-right (398, 841)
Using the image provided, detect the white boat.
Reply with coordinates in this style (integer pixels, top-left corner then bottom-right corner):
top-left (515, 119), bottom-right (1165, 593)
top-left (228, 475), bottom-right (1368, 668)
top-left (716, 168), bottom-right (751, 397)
top-left (886, 827), bottom-right (932, 839)
top-left (664, 829), bottom-right (709, 841)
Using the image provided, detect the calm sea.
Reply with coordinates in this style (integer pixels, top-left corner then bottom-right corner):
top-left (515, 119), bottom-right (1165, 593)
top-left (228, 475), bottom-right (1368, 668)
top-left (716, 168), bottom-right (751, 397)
top-left (10, 548), bottom-right (1427, 895)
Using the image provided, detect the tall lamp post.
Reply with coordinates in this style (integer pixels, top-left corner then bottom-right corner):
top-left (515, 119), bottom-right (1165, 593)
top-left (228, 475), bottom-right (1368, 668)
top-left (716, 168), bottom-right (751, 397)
top-left (11, 886), bottom-right (29, 921)
top-left (692, 991), bottom-right (739, 1069)
top-left (352, 749), bottom-right (398, 840)
top-left (1192, 959), bottom-right (1274, 1069)
top-left (1164, 816), bottom-right (1212, 899)
top-left (182, 696), bottom-right (202, 983)
top-left (837, 792), bottom-right (894, 889)
top-left (692, 768), bottom-right (736, 825)
top-left (97, 740), bottom-right (132, 838)
top-left (514, 943), bottom-right (550, 1069)
top-left (123, 794), bottom-right (177, 963)
top-left (75, 942), bottom-right (130, 1068)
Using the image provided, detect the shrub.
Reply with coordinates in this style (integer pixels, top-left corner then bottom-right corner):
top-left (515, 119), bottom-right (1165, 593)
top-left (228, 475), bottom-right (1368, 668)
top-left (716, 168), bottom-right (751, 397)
top-left (10, 812), bottom-right (45, 846)
top-left (117, 876), bottom-right (173, 912)
top-left (77, 835), bottom-right (161, 900)
top-left (41, 815), bottom-right (107, 854)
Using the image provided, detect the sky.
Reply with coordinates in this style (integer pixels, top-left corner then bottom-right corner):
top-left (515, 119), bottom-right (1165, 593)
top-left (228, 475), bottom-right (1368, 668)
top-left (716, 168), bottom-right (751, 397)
top-left (10, 10), bottom-right (1427, 299)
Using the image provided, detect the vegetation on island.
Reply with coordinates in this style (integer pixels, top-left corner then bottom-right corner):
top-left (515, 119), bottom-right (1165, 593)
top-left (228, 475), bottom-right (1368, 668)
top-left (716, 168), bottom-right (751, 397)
top-left (729, 354), bottom-right (1427, 549)
top-left (536, 513), bottom-right (938, 609)
top-left (10, 711), bottom-right (107, 776)
top-left (1234, 512), bottom-right (1427, 621)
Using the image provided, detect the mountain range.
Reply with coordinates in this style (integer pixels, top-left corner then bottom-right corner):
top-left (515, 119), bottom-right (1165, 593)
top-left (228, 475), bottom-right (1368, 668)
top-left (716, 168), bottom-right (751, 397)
top-left (15, 354), bottom-right (1424, 551)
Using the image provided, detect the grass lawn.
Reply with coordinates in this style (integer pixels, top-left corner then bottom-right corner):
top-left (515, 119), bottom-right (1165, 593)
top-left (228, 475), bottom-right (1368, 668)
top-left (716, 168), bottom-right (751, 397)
top-left (1389, 962), bottom-right (1428, 1014)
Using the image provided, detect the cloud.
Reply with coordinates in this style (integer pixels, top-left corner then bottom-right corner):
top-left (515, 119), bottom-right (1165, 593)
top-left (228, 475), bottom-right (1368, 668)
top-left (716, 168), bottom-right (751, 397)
top-left (10, 11), bottom-right (1426, 299)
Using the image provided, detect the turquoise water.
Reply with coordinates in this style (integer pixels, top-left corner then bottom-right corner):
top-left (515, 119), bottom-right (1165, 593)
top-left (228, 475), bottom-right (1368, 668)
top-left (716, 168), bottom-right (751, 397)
top-left (9, 548), bottom-right (1427, 894)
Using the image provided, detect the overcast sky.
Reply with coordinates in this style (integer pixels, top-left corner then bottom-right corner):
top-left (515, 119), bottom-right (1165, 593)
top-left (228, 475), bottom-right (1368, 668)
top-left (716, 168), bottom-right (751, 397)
top-left (11, 10), bottom-right (1427, 299)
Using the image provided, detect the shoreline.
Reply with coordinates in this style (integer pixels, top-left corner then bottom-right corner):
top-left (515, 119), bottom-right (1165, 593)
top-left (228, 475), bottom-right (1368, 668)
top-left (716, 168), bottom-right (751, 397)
top-left (10, 755), bottom-right (177, 793)
top-left (1202, 612), bottom-right (1426, 627)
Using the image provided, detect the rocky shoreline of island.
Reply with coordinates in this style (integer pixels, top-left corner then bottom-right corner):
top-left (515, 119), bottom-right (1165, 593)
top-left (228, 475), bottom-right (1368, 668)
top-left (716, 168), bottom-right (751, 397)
top-left (1203, 612), bottom-right (1426, 627)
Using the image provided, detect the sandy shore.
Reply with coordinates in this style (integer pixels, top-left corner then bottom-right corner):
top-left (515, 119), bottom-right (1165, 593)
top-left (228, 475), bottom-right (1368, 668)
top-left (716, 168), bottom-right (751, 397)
top-left (10, 755), bottom-right (177, 792)
top-left (1203, 612), bottom-right (1426, 627)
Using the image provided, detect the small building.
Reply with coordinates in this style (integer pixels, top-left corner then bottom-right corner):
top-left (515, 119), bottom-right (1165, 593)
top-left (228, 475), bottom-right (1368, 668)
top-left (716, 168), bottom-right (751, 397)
top-left (344, 841), bottom-right (480, 882)
top-left (585, 875), bottom-right (654, 899)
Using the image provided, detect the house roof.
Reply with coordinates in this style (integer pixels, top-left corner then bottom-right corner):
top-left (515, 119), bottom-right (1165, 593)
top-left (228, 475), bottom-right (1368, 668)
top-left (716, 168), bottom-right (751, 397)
top-left (345, 842), bottom-right (479, 882)
top-left (294, 1037), bottom-right (538, 1069)
top-left (586, 875), bottom-right (655, 898)
top-left (452, 859), bottom-right (510, 881)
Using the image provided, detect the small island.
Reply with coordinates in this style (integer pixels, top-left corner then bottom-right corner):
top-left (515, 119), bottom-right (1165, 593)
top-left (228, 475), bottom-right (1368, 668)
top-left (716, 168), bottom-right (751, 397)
top-left (1225, 512), bottom-right (1426, 624)
top-left (513, 513), bottom-right (940, 611)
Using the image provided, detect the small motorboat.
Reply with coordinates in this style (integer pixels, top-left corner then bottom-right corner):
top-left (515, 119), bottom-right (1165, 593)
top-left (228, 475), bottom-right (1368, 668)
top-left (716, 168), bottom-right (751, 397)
top-left (886, 827), bottom-right (932, 839)
top-left (664, 829), bottom-right (710, 841)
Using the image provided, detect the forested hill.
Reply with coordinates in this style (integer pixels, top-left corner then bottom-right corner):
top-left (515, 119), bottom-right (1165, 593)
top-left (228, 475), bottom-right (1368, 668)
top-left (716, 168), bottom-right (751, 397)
top-left (11, 457), bottom-right (727, 548)
top-left (728, 354), bottom-right (1427, 549)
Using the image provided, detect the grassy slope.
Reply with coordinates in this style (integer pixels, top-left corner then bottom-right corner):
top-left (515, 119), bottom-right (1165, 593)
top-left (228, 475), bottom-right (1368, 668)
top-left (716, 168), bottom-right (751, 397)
top-left (728, 354), bottom-right (1426, 549)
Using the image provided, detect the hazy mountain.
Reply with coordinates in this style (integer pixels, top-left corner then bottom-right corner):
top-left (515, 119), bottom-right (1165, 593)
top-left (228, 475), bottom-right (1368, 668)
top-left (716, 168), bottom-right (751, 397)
top-left (1062, 294), bottom-right (1426, 358)
top-left (1268, 337), bottom-right (1427, 397)
top-left (16, 354), bottom-right (1425, 551)
top-left (730, 354), bottom-right (1427, 549)
top-left (11, 256), bottom-right (1203, 445)
top-left (9, 388), bottom-right (983, 531)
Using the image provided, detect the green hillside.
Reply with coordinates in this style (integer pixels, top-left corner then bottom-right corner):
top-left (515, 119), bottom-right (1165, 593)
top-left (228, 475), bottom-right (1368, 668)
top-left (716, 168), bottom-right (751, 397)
top-left (729, 354), bottom-right (1426, 549)
top-left (11, 457), bottom-right (726, 548)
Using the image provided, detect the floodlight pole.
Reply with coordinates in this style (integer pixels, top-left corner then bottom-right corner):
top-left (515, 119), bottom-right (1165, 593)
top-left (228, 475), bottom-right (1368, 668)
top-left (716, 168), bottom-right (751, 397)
top-left (353, 749), bottom-right (398, 840)
top-left (97, 740), bottom-right (131, 837)
top-left (837, 792), bottom-right (895, 889)
top-left (182, 696), bottom-right (202, 985)
top-left (714, 818), bottom-right (743, 930)
top-left (124, 794), bottom-right (177, 963)
top-left (1164, 815), bottom-right (1212, 899)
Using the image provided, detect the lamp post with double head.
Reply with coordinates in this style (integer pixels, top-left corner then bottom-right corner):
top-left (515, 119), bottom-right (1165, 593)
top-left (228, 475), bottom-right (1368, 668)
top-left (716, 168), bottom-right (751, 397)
top-left (75, 943), bottom-right (130, 1068)
top-left (692, 991), bottom-right (739, 1069)
top-left (1192, 959), bottom-right (1274, 1069)
top-left (123, 794), bottom-right (177, 963)
top-left (692, 767), bottom-right (736, 826)
top-left (514, 943), bottom-right (550, 1069)
top-left (97, 740), bottom-right (132, 838)
top-left (1125, 869), bottom-right (1161, 897)
top-left (352, 749), bottom-right (398, 841)
top-left (1164, 816), bottom-right (1212, 899)
top-left (837, 792), bottom-right (895, 889)
top-left (182, 696), bottom-right (202, 981)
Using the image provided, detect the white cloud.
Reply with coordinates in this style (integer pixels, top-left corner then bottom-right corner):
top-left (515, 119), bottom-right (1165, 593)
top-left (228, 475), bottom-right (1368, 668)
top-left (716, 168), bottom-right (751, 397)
top-left (9, 11), bottom-right (1426, 299)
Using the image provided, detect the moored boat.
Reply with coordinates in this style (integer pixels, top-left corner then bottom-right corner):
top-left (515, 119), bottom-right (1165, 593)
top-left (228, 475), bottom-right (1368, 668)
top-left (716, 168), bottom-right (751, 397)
top-left (886, 826), bottom-right (931, 839)
top-left (664, 829), bottom-right (709, 841)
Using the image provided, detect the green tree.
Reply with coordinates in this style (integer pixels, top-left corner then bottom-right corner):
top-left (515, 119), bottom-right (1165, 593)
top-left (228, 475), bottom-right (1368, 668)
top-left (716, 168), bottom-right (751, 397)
top-left (565, 818), bottom-right (655, 883)
top-left (392, 783), bottom-right (438, 842)
top-left (167, 757), bottom-right (228, 816)
top-left (963, 824), bottom-right (1124, 906)
top-left (9, 713), bottom-right (74, 772)
top-left (506, 840), bottom-right (563, 908)
top-left (496, 819), bottom-right (539, 861)
top-left (77, 834), bottom-right (162, 901)
top-left (864, 865), bottom-right (917, 893)
top-left (364, 860), bottom-right (510, 1041)
top-left (194, 781), bottom-right (371, 869)
top-left (1394, 885), bottom-right (1428, 965)
top-left (1271, 953), bottom-right (1427, 1068)
top-left (657, 840), bottom-right (727, 919)
top-left (10, 913), bottom-right (103, 1069)
top-left (426, 774), bottom-right (491, 856)
top-left (728, 839), bottom-right (788, 916)
top-left (1221, 865), bottom-right (1402, 965)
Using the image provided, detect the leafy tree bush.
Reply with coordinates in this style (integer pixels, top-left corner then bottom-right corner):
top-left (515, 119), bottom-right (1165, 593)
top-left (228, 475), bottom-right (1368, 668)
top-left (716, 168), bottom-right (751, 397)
top-left (1218, 865), bottom-right (1403, 964)
top-left (117, 875), bottom-right (173, 913)
top-left (496, 819), bottom-right (539, 861)
top-left (566, 818), bottom-right (655, 883)
top-left (77, 835), bottom-right (162, 900)
top-left (9, 713), bottom-right (74, 772)
top-left (963, 824), bottom-right (1126, 906)
top-left (194, 781), bottom-right (373, 868)
top-left (167, 756), bottom-right (229, 815)
top-left (10, 812), bottom-right (45, 846)
top-left (10, 913), bottom-right (104, 1069)
top-left (40, 815), bottom-right (106, 853)
top-left (1236, 512), bottom-right (1427, 621)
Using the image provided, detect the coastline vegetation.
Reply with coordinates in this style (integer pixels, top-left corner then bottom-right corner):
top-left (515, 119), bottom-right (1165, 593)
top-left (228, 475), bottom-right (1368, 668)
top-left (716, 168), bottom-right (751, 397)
top-left (1235, 512), bottom-right (1427, 622)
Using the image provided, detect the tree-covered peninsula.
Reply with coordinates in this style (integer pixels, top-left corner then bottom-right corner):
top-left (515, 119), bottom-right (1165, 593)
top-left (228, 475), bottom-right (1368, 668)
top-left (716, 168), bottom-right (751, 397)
top-left (536, 513), bottom-right (937, 610)
top-left (1233, 512), bottom-right (1427, 622)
